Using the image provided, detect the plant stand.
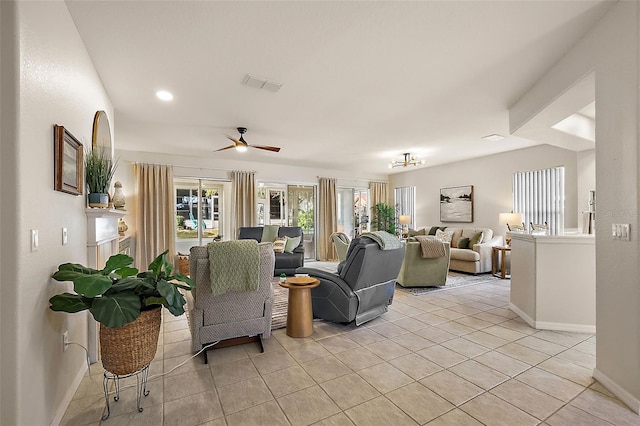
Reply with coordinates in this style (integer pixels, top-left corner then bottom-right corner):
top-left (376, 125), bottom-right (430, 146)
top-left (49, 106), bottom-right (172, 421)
top-left (101, 364), bottom-right (150, 420)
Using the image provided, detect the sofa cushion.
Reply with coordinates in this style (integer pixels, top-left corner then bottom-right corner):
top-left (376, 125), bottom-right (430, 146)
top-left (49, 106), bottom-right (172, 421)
top-left (450, 248), bottom-right (480, 262)
top-left (428, 226), bottom-right (446, 236)
top-left (273, 237), bottom-right (286, 253)
top-left (284, 235), bottom-right (301, 253)
top-left (468, 232), bottom-right (483, 247)
top-left (238, 227), bottom-right (264, 242)
top-left (262, 225), bottom-right (280, 242)
top-left (435, 229), bottom-right (454, 243)
top-left (408, 228), bottom-right (427, 237)
top-left (457, 237), bottom-right (470, 249)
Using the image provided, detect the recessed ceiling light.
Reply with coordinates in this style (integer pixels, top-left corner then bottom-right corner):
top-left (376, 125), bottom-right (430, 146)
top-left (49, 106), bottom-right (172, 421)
top-left (482, 134), bottom-right (505, 141)
top-left (156, 90), bottom-right (173, 101)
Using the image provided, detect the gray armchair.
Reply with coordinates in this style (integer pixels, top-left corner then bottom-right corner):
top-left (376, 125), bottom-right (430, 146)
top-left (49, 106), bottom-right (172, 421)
top-left (297, 235), bottom-right (405, 325)
top-left (186, 242), bottom-right (275, 363)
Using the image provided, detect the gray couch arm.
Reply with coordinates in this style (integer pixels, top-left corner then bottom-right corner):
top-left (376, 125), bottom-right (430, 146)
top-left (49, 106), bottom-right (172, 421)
top-left (473, 235), bottom-right (504, 273)
top-left (295, 267), bottom-right (355, 298)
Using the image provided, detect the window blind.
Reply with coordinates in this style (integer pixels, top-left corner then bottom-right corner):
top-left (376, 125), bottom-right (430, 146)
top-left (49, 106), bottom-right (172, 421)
top-left (513, 166), bottom-right (565, 235)
top-left (394, 186), bottom-right (416, 227)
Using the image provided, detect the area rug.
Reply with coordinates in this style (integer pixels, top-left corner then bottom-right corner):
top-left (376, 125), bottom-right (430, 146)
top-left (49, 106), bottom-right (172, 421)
top-left (271, 281), bottom-right (288, 330)
top-left (396, 272), bottom-right (502, 296)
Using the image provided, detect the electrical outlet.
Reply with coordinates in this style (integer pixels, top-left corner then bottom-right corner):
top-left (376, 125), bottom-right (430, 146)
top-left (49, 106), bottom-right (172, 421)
top-left (31, 229), bottom-right (39, 252)
top-left (62, 228), bottom-right (68, 245)
top-left (62, 331), bottom-right (69, 351)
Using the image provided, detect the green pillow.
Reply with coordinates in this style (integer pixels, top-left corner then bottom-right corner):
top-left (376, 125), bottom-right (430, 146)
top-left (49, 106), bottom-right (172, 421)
top-left (468, 232), bottom-right (483, 248)
top-left (428, 226), bottom-right (446, 236)
top-left (284, 235), bottom-right (301, 253)
top-left (261, 225), bottom-right (279, 242)
top-left (457, 237), bottom-right (470, 249)
top-left (408, 228), bottom-right (425, 237)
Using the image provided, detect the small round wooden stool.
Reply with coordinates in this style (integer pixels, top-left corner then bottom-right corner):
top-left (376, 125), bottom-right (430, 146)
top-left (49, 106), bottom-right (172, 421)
top-left (279, 277), bottom-right (320, 337)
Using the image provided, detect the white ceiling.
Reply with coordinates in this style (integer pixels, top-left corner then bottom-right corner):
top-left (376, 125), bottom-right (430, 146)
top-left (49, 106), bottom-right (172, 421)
top-left (65, 1), bottom-right (613, 175)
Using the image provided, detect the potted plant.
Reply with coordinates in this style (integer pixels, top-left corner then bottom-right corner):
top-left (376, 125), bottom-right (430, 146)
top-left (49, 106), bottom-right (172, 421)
top-left (371, 202), bottom-right (396, 234)
top-left (49, 250), bottom-right (194, 375)
top-left (85, 146), bottom-right (117, 208)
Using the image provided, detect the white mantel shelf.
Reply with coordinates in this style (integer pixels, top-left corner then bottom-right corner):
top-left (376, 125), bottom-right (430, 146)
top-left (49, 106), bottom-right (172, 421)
top-left (85, 208), bottom-right (127, 218)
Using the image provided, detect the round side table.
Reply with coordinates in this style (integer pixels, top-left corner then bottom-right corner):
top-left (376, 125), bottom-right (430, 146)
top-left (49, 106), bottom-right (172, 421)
top-left (279, 277), bottom-right (320, 337)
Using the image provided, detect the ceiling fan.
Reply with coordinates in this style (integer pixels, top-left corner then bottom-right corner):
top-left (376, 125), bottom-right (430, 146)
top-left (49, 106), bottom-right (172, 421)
top-left (215, 127), bottom-right (281, 153)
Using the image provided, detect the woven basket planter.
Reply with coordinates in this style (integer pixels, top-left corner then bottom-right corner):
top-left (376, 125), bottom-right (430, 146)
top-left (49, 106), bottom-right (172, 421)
top-left (100, 307), bottom-right (161, 375)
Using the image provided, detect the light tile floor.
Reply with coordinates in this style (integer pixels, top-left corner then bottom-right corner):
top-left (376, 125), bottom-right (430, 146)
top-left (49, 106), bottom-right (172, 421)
top-left (61, 279), bottom-right (640, 426)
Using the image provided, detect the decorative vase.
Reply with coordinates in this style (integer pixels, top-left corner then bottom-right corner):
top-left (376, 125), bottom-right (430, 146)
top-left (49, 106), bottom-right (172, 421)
top-left (88, 192), bottom-right (109, 208)
top-left (99, 307), bottom-right (161, 375)
top-left (112, 181), bottom-right (126, 209)
top-left (118, 218), bottom-right (128, 236)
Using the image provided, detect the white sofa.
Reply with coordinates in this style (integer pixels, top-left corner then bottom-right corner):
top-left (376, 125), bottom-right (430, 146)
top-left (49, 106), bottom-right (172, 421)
top-left (409, 227), bottom-right (503, 274)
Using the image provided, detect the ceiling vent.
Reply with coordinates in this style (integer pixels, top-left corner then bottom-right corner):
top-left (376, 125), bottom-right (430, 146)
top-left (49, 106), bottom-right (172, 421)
top-left (242, 74), bottom-right (283, 93)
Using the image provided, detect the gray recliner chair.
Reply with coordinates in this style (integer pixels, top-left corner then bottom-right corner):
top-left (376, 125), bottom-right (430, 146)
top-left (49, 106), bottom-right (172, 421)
top-left (296, 235), bottom-right (405, 325)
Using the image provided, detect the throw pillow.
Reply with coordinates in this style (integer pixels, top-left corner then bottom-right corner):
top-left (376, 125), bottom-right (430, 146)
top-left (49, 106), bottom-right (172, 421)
top-left (435, 229), bottom-right (454, 243)
top-left (273, 237), bottom-right (286, 253)
top-left (468, 232), bottom-right (483, 248)
top-left (284, 235), bottom-right (301, 253)
top-left (428, 226), bottom-right (447, 236)
top-left (262, 225), bottom-right (280, 242)
top-left (457, 237), bottom-right (470, 249)
top-left (408, 228), bottom-right (426, 237)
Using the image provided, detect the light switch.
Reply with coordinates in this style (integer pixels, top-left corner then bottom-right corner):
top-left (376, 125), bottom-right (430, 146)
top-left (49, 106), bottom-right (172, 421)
top-left (62, 228), bottom-right (68, 245)
top-left (31, 229), bottom-right (39, 252)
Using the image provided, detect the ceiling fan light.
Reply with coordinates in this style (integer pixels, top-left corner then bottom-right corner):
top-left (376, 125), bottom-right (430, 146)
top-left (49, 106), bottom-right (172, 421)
top-left (235, 145), bottom-right (248, 152)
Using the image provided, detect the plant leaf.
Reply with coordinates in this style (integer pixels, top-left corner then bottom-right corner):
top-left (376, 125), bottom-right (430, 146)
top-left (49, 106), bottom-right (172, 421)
top-left (170, 273), bottom-right (195, 289)
top-left (53, 270), bottom-right (92, 282)
top-left (144, 296), bottom-right (167, 308)
top-left (162, 255), bottom-right (174, 277)
top-left (147, 250), bottom-right (168, 277)
top-left (90, 293), bottom-right (141, 328)
top-left (112, 267), bottom-right (138, 279)
top-left (58, 263), bottom-right (99, 274)
top-left (157, 279), bottom-right (177, 306)
top-left (74, 274), bottom-right (113, 298)
top-left (102, 254), bottom-right (134, 275)
top-left (106, 277), bottom-right (142, 293)
top-left (49, 293), bottom-right (91, 313)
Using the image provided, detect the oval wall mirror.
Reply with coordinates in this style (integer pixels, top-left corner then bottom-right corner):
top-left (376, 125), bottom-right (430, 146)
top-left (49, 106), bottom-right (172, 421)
top-left (92, 110), bottom-right (112, 155)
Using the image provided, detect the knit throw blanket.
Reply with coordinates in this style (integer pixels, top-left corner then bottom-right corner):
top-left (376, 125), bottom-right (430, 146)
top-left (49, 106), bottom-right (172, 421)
top-left (362, 231), bottom-right (403, 250)
top-left (207, 240), bottom-right (260, 296)
top-left (415, 235), bottom-right (446, 258)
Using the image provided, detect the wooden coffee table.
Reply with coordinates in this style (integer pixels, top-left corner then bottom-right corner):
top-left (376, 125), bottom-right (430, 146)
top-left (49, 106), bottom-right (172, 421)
top-left (279, 277), bottom-right (320, 337)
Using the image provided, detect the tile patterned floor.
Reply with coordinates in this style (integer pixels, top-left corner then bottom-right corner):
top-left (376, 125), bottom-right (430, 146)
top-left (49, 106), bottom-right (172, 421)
top-left (61, 278), bottom-right (640, 426)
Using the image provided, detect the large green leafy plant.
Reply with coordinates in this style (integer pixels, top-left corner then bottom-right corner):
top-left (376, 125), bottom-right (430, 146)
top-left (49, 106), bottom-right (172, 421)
top-left (50, 250), bottom-right (194, 328)
top-left (372, 202), bottom-right (396, 234)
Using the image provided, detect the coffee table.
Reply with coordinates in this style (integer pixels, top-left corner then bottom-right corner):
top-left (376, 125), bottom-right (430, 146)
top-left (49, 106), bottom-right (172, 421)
top-left (279, 277), bottom-right (320, 337)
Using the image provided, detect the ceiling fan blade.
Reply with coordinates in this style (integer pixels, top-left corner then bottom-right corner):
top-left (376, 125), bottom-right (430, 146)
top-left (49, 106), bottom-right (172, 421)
top-left (214, 144), bottom-right (236, 152)
top-left (225, 135), bottom-right (241, 144)
top-left (250, 145), bottom-right (281, 153)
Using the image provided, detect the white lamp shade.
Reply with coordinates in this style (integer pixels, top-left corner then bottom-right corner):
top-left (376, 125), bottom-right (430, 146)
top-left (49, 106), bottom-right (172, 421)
top-left (499, 212), bottom-right (523, 226)
top-left (399, 215), bottom-right (411, 225)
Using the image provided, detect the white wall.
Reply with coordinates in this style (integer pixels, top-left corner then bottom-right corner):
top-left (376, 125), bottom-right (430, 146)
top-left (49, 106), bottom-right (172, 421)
top-left (509, 1), bottom-right (640, 411)
top-left (0, 1), bottom-right (114, 424)
top-left (389, 144), bottom-right (580, 237)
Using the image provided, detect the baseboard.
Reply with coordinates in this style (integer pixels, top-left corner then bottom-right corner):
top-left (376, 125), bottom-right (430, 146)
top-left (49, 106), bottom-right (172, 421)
top-left (593, 368), bottom-right (640, 415)
top-left (508, 303), bottom-right (534, 327)
top-left (508, 303), bottom-right (595, 333)
top-left (534, 321), bottom-right (595, 334)
top-left (49, 361), bottom-right (88, 426)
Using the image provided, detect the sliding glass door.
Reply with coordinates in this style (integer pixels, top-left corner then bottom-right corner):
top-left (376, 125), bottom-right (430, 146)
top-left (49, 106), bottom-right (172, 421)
top-left (175, 178), bottom-right (225, 253)
top-left (288, 185), bottom-right (316, 259)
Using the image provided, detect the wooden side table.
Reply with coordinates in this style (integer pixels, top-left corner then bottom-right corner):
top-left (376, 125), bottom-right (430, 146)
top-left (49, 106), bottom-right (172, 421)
top-left (492, 246), bottom-right (511, 279)
top-left (279, 277), bottom-right (320, 337)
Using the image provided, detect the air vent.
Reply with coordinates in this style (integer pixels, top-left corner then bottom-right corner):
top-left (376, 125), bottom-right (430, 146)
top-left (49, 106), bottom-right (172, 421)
top-left (242, 74), bottom-right (283, 93)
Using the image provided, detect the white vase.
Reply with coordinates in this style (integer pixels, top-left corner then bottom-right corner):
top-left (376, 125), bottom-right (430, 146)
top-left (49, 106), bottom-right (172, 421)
top-left (112, 181), bottom-right (126, 209)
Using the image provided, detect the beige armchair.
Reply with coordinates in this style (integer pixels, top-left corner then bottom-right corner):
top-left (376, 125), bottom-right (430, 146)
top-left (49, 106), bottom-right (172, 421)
top-left (397, 241), bottom-right (451, 287)
top-left (186, 242), bottom-right (275, 363)
top-left (331, 232), bottom-right (351, 262)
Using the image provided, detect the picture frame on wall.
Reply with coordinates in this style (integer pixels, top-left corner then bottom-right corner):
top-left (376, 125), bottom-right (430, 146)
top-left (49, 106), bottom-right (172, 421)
top-left (440, 185), bottom-right (474, 222)
top-left (54, 125), bottom-right (83, 196)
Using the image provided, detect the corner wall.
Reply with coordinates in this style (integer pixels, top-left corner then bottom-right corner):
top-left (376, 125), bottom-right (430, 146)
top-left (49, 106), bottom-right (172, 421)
top-left (3, 1), bottom-right (114, 424)
top-left (389, 144), bottom-right (580, 236)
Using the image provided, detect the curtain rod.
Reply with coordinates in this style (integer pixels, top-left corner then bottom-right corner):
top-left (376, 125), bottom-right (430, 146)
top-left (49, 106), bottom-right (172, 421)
top-left (317, 176), bottom-right (387, 183)
top-left (130, 161), bottom-right (255, 173)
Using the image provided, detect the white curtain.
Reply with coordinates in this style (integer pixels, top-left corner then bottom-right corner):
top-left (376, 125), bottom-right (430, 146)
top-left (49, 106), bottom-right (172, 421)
top-left (513, 166), bottom-right (565, 235)
top-left (133, 163), bottom-right (176, 269)
top-left (231, 170), bottom-right (256, 239)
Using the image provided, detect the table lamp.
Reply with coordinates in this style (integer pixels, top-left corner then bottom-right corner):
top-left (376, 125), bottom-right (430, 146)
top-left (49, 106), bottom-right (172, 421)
top-left (499, 212), bottom-right (523, 246)
top-left (399, 215), bottom-right (411, 239)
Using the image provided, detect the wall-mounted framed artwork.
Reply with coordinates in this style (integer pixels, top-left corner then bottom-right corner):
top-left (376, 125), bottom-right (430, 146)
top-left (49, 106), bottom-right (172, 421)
top-left (440, 185), bottom-right (474, 222)
top-left (54, 125), bottom-right (83, 196)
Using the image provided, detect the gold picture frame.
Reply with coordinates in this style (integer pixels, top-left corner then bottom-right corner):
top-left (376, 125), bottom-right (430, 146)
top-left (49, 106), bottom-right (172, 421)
top-left (54, 125), bottom-right (83, 196)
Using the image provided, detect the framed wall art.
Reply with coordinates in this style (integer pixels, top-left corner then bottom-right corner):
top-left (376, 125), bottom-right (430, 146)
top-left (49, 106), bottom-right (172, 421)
top-left (54, 124), bottom-right (83, 196)
top-left (440, 185), bottom-right (473, 222)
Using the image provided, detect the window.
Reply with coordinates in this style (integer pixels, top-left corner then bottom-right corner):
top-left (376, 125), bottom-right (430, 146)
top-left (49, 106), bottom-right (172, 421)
top-left (394, 186), bottom-right (416, 227)
top-left (175, 178), bottom-right (225, 253)
top-left (513, 166), bottom-right (565, 235)
top-left (337, 188), bottom-right (369, 238)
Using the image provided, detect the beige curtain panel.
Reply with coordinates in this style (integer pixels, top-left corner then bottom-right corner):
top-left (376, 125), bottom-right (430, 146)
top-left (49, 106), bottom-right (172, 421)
top-left (231, 170), bottom-right (256, 239)
top-left (318, 177), bottom-right (337, 261)
top-left (133, 163), bottom-right (176, 270)
top-left (369, 181), bottom-right (389, 215)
